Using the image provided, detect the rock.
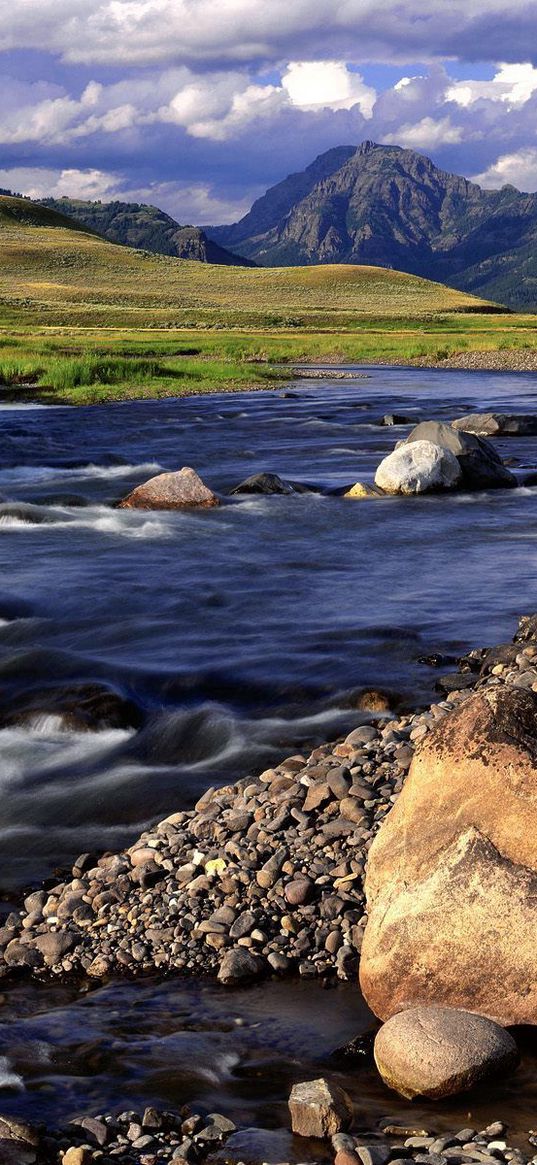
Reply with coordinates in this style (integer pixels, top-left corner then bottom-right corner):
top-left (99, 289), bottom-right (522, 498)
top-left (374, 441), bottom-right (461, 495)
top-left (0, 1117), bottom-right (38, 1165)
top-left (118, 466), bottom-right (218, 511)
top-left (229, 472), bottom-right (305, 495)
top-left (360, 687), bottom-right (537, 1024)
top-left (63, 1150), bottom-right (92, 1165)
top-left (379, 414), bottom-right (415, 426)
top-left (288, 1078), bottom-right (353, 1138)
top-left (70, 1116), bottom-right (108, 1146)
top-left (217, 948), bottom-right (263, 985)
top-left (284, 877), bottom-right (314, 906)
top-left (452, 413), bottom-right (537, 437)
top-left (209, 1127), bottom-right (294, 1164)
top-left (514, 613), bottom-right (537, 643)
top-left (374, 1006), bottom-right (519, 1099)
top-left (0, 682), bottom-right (142, 733)
top-left (34, 931), bottom-right (77, 964)
top-left (343, 482), bottom-right (386, 499)
top-left (403, 421), bottom-right (516, 490)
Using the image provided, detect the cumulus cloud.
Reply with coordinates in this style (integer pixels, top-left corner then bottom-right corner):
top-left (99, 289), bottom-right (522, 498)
top-left (446, 63), bottom-right (537, 107)
top-left (2, 1), bottom-right (537, 67)
top-left (384, 116), bottom-right (464, 149)
top-left (472, 148), bottom-right (537, 192)
top-left (0, 164), bottom-right (255, 223)
top-left (0, 166), bottom-right (120, 200)
top-left (282, 62), bottom-right (376, 116)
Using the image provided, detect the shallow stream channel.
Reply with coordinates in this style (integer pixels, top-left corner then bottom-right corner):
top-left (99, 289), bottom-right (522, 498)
top-left (1, 366), bottom-right (537, 1151)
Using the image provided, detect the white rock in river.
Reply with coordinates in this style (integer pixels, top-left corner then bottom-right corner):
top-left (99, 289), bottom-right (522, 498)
top-left (374, 440), bottom-right (461, 495)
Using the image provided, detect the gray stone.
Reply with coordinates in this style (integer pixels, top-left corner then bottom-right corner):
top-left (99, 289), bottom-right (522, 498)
top-left (452, 413), bottom-right (537, 437)
top-left (217, 948), bottom-right (263, 985)
top-left (374, 1006), bottom-right (519, 1099)
top-left (403, 421), bottom-right (516, 490)
top-left (375, 440), bottom-right (461, 495)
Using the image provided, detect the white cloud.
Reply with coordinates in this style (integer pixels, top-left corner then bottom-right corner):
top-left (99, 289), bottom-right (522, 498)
top-left (282, 62), bottom-right (376, 116)
top-left (471, 148), bottom-right (537, 192)
top-left (447, 62), bottom-right (537, 107)
top-left (0, 166), bottom-right (120, 200)
top-left (385, 116), bottom-right (464, 149)
top-left (2, 1), bottom-right (537, 68)
top-left (0, 165), bottom-right (254, 224)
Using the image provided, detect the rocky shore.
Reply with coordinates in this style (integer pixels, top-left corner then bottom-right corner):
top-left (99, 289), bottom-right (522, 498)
top-left (1, 614), bottom-right (536, 987)
top-left (2, 614), bottom-right (537, 1163)
top-left (5, 1105), bottom-right (537, 1165)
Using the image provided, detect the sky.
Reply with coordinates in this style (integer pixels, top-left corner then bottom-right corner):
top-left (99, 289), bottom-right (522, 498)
top-left (2, 1), bottom-right (537, 224)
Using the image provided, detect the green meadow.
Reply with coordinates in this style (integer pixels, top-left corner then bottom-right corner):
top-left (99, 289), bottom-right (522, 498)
top-left (0, 193), bottom-right (536, 404)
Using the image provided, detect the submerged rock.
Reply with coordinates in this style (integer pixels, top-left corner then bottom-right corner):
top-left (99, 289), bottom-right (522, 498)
top-left (360, 686), bottom-right (537, 1024)
top-left (374, 1006), bottom-right (519, 1099)
top-left (288, 1078), bottom-right (353, 1138)
top-left (452, 412), bottom-right (537, 437)
top-left (403, 420), bottom-right (516, 489)
top-left (378, 414), bottom-right (414, 426)
top-left (229, 472), bottom-right (310, 495)
top-left (118, 466), bottom-right (219, 510)
top-left (374, 440), bottom-right (461, 495)
top-left (344, 482), bottom-right (386, 499)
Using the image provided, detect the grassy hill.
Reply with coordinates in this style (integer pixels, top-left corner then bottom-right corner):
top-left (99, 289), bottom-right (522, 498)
top-left (2, 192), bottom-right (532, 406)
top-left (0, 193), bottom-right (499, 330)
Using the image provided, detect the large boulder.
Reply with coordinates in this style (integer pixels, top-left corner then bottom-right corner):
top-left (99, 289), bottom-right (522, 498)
top-left (374, 1006), bottom-right (519, 1099)
top-left (118, 466), bottom-right (218, 510)
top-left (374, 440), bottom-right (461, 495)
top-left (403, 420), bottom-right (516, 489)
top-left (453, 413), bottom-right (537, 437)
top-left (360, 686), bottom-right (537, 1025)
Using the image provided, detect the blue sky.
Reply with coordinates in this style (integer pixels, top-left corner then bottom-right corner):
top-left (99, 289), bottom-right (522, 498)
top-left (1, 1), bottom-right (537, 224)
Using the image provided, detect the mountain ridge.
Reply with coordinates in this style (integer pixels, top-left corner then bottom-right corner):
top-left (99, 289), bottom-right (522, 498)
top-left (38, 197), bottom-right (256, 267)
top-left (207, 143), bottom-right (537, 309)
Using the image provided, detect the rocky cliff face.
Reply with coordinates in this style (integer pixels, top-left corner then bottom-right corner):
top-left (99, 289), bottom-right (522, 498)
top-left (209, 142), bottom-right (537, 308)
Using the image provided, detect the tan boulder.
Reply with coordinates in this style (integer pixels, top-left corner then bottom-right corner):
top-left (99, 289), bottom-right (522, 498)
top-left (343, 482), bottom-right (385, 499)
top-left (118, 466), bottom-right (218, 510)
top-left (288, 1078), bottom-right (353, 1138)
top-left (360, 687), bottom-right (537, 1025)
top-left (374, 1006), bottom-right (519, 1099)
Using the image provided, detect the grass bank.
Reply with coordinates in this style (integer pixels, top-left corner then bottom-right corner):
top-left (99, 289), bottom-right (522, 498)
top-left (1, 316), bottom-right (537, 404)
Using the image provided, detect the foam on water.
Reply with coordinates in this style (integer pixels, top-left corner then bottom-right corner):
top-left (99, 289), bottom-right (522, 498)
top-left (0, 460), bottom-right (162, 485)
top-left (0, 1057), bottom-right (24, 1091)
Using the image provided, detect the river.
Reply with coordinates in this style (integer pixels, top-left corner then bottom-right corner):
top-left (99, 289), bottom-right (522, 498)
top-left (0, 365), bottom-right (536, 1146)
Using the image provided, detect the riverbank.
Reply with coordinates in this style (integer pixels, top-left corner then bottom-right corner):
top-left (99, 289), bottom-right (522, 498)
top-left (1, 316), bottom-right (537, 404)
top-left (2, 612), bottom-right (534, 986)
top-left (2, 613), bottom-right (537, 1164)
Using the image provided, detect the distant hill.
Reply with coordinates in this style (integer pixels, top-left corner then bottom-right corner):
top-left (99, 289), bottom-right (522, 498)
top-left (208, 142), bottom-right (537, 310)
top-left (0, 192), bottom-right (497, 329)
top-left (40, 197), bottom-right (255, 267)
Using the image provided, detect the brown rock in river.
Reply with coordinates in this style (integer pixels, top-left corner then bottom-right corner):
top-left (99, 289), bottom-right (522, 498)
top-left (118, 466), bottom-right (218, 510)
top-left (360, 687), bottom-right (537, 1025)
top-left (288, 1078), bottom-right (353, 1138)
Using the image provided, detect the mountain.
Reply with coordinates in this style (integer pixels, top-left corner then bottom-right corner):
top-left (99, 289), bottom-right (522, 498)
top-left (208, 142), bottom-right (537, 309)
top-left (39, 197), bottom-right (255, 267)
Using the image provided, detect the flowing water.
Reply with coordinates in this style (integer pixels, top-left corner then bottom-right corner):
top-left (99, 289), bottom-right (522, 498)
top-left (1, 366), bottom-right (537, 1143)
